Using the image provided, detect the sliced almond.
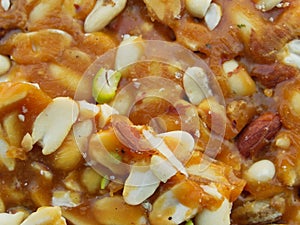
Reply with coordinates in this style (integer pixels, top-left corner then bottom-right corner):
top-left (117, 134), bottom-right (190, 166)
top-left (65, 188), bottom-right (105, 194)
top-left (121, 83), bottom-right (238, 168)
top-left (31, 97), bottom-right (79, 155)
top-left (204, 3), bottom-right (222, 31)
top-left (115, 35), bottom-right (144, 70)
top-left (150, 155), bottom-right (177, 183)
top-left (158, 130), bottom-right (195, 164)
top-left (185, 0), bottom-right (212, 19)
top-left (88, 133), bottom-right (130, 176)
top-left (123, 162), bottom-right (160, 205)
top-left (97, 104), bottom-right (119, 128)
top-left (143, 129), bottom-right (188, 176)
top-left (84, 0), bottom-right (127, 32)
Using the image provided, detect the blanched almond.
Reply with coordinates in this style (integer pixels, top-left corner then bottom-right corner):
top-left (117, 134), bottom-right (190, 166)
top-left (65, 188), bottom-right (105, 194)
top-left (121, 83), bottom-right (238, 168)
top-left (123, 162), bottom-right (160, 205)
top-left (31, 97), bottom-right (79, 155)
top-left (150, 155), bottom-right (177, 183)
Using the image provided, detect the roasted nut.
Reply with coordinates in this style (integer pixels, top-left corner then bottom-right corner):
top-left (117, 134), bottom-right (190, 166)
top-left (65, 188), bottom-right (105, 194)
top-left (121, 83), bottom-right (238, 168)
top-left (0, 211), bottom-right (25, 225)
top-left (255, 0), bottom-right (283, 12)
top-left (204, 3), bottom-right (222, 31)
top-left (1, 0), bottom-right (10, 11)
top-left (183, 66), bottom-right (212, 105)
top-left (31, 97), bottom-right (79, 155)
top-left (0, 55), bottom-right (11, 75)
top-left (52, 190), bottom-right (82, 207)
top-left (92, 196), bottom-right (147, 225)
top-left (20, 206), bottom-right (67, 225)
top-left (185, 0), bottom-right (211, 19)
top-left (84, 0), bottom-right (127, 32)
top-left (3, 111), bottom-right (24, 147)
top-left (51, 132), bottom-right (83, 171)
top-left (123, 161), bottom-right (160, 205)
top-left (0, 137), bottom-right (15, 171)
top-left (81, 167), bottom-right (102, 194)
top-left (115, 35), bottom-right (144, 70)
top-left (222, 59), bottom-right (256, 96)
top-left (143, 0), bottom-right (182, 22)
top-left (236, 112), bottom-right (281, 158)
top-left (195, 198), bottom-right (232, 225)
top-left (231, 199), bottom-right (283, 225)
top-left (245, 159), bottom-right (276, 182)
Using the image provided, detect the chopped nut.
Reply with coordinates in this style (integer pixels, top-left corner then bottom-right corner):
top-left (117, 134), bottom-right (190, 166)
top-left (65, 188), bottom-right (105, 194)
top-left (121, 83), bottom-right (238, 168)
top-left (245, 160), bottom-right (276, 182)
top-left (0, 138), bottom-right (15, 171)
top-left (185, 0), bottom-right (212, 19)
top-left (20, 206), bottom-right (67, 225)
top-left (195, 198), bottom-right (232, 225)
top-left (21, 133), bottom-right (33, 152)
top-left (280, 39), bottom-right (300, 69)
top-left (183, 66), bottom-right (212, 105)
top-left (31, 161), bottom-right (53, 180)
top-left (204, 3), bottom-right (222, 31)
top-left (77, 100), bottom-right (100, 121)
top-left (275, 135), bottom-right (291, 149)
top-left (31, 97), bottom-right (79, 155)
top-left (222, 59), bottom-right (256, 96)
top-left (51, 132), bottom-right (83, 171)
top-left (123, 161), bottom-right (160, 205)
top-left (52, 190), bottom-right (82, 208)
top-left (92, 196), bottom-right (147, 225)
top-left (150, 155), bottom-right (177, 183)
top-left (255, 0), bottom-right (283, 12)
top-left (0, 211), bottom-right (25, 225)
top-left (0, 55), bottom-right (11, 75)
top-left (149, 181), bottom-right (199, 225)
top-left (84, 0), bottom-right (127, 32)
top-left (97, 104), bottom-right (119, 128)
top-left (81, 167), bottom-right (102, 194)
top-left (115, 35), bottom-right (144, 70)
